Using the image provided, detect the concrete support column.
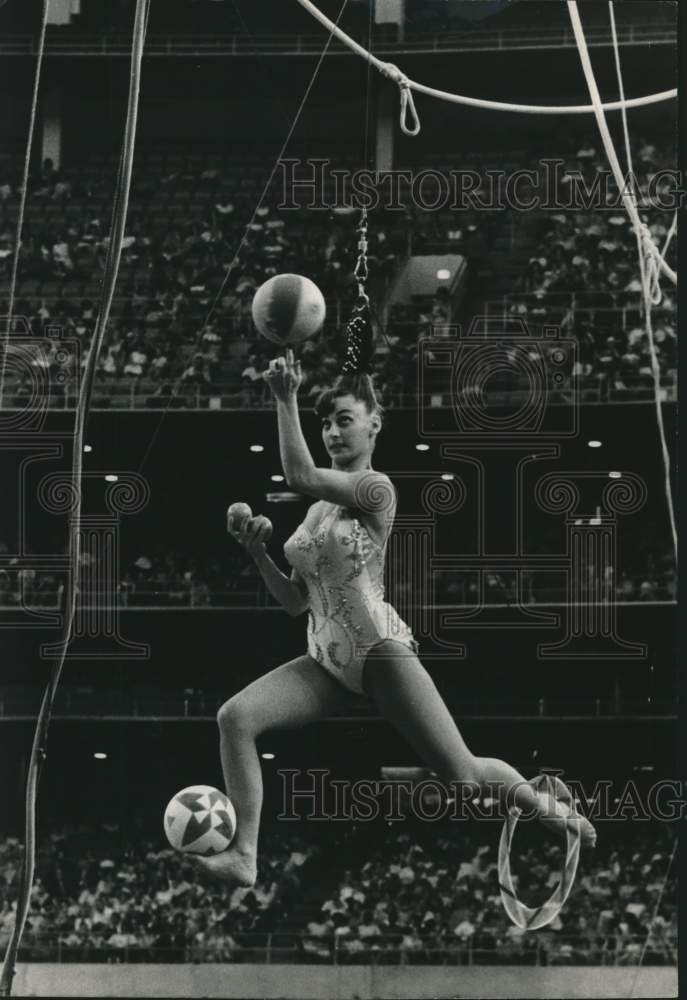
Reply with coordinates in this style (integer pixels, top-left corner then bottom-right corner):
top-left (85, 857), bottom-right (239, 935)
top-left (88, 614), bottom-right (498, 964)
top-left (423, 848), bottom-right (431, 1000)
top-left (41, 85), bottom-right (63, 170)
top-left (375, 0), bottom-right (404, 41)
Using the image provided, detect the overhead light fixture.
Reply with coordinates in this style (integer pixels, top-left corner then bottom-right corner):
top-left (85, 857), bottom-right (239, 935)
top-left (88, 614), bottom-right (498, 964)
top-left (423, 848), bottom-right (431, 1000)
top-left (266, 492), bottom-right (301, 503)
top-left (261, 752), bottom-right (275, 760)
top-left (608, 471), bottom-right (622, 479)
top-left (94, 752), bottom-right (108, 760)
top-left (84, 445), bottom-right (92, 453)
top-left (249, 444), bottom-right (264, 453)
top-left (440, 473), bottom-right (454, 481)
top-left (587, 440), bottom-right (602, 449)
top-left (415, 444), bottom-right (430, 452)
top-left (104, 474), bottom-right (118, 482)
top-left (436, 269), bottom-right (451, 280)
top-left (270, 474), bottom-right (284, 483)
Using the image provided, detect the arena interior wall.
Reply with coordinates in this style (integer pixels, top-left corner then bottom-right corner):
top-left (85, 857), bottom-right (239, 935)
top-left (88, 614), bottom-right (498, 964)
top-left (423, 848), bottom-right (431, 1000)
top-left (12, 963), bottom-right (678, 999)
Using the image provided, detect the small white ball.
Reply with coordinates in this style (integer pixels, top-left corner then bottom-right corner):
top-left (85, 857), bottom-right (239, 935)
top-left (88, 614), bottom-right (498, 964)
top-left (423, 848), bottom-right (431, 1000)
top-left (227, 502), bottom-right (252, 533)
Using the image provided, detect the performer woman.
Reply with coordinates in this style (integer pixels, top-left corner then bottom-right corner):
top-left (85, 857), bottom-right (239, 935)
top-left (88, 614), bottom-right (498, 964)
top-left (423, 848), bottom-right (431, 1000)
top-left (199, 340), bottom-right (595, 885)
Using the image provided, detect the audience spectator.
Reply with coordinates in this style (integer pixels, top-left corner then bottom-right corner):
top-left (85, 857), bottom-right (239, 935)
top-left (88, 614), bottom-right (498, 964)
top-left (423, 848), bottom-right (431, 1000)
top-left (0, 827), bottom-right (316, 963)
top-left (313, 825), bottom-right (676, 967)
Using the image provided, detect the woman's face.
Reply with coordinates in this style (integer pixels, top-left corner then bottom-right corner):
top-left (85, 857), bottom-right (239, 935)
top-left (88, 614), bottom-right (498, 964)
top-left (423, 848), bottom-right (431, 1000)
top-left (321, 394), bottom-right (380, 469)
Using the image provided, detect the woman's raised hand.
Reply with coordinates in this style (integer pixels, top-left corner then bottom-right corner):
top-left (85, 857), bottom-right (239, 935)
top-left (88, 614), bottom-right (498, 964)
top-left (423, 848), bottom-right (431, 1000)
top-left (263, 347), bottom-right (303, 402)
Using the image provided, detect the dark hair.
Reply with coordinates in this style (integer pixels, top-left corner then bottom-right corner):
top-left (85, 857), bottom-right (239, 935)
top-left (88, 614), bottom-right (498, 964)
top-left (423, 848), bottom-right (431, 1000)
top-left (314, 373), bottom-right (383, 422)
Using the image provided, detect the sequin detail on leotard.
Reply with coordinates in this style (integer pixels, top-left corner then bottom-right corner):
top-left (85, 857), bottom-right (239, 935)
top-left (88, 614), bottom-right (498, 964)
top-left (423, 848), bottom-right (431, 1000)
top-left (283, 505), bottom-right (417, 694)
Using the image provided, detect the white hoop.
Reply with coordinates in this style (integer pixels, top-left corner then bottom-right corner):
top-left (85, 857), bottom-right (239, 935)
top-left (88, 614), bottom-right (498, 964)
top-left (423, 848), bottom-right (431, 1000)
top-left (498, 774), bottom-right (581, 931)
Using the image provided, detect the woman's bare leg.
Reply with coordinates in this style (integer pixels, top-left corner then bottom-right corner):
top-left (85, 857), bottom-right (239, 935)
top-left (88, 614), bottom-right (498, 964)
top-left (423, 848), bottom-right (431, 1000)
top-left (362, 642), bottom-right (595, 846)
top-left (198, 654), bottom-right (352, 883)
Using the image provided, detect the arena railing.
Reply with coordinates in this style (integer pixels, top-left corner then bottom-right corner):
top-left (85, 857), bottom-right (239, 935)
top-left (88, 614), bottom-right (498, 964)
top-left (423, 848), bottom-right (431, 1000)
top-left (0, 23), bottom-right (675, 57)
top-left (0, 692), bottom-right (677, 720)
top-left (0, 376), bottom-right (676, 410)
top-left (14, 933), bottom-right (678, 966)
top-left (0, 589), bottom-right (676, 611)
top-left (483, 293), bottom-right (677, 327)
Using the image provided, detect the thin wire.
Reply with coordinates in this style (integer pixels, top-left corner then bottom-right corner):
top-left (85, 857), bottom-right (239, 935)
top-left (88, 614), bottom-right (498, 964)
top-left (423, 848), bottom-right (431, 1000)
top-left (358, 5), bottom-right (390, 350)
top-left (0, 2), bottom-right (149, 995)
top-left (0, 0), bottom-right (49, 411)
top-left (294, 0), bottom-right (677, 117)
top-left (228, 0), bottom-right (294, 132)
top-left (628, 835), bottom-right (677, 996)
top-left (357, 0), bottom-right (373, 301)
top-left (135, 0), bottom-right (350, 475)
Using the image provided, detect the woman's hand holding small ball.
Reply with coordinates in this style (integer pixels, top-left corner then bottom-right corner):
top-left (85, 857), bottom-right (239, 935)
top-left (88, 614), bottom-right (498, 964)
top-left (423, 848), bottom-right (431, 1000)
top-left (227, 503), bottom-right (272, 559)
top-left (227, 502), bottom-right (253, 536)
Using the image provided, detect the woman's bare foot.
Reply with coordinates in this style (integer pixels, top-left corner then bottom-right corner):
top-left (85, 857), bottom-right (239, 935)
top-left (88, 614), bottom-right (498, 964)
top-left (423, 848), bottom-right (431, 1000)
top-left (537, 792), bottom-right (597, 849)
top-left (190, 845), bottom-right (257, 886)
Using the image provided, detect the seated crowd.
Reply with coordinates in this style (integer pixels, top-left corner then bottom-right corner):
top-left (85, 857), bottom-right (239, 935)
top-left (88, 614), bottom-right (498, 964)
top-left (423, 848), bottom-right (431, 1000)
top-left (304, 826), bottom-right (676, 966)
top-left (0, 149), bottom-right (457, 407)
top-left (0, 825), bottom-right (314, 964)
top-left (0, 539), bottom-right (676, 610)
top-left (0, 133), bottom-right (676, 408)
top-left (0, 822), bottom-right (676, 965)
top-left (508, 135), bottom-right (676, 398)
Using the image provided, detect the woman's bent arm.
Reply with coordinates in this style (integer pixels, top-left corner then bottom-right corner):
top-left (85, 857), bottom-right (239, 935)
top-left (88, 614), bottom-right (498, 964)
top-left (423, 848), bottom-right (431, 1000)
top-left (253, 551), bottom-right (309, 617)
top-left (277, 397), bottom-right (393, 513)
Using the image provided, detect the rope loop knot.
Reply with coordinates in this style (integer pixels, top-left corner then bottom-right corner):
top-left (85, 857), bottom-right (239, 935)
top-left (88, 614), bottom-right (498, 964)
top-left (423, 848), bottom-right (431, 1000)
top-left (379, 61), bottom-right (420, 136)
top-left (638, 223), bottom-right (663, 307)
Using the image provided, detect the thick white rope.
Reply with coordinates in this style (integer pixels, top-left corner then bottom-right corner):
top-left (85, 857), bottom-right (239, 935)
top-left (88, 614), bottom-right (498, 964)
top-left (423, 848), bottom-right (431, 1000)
top-left (608, 1), bottom-right (676, 309)
top-left (569, 1), bottom-right (677, 562)
top-left (567, 3), bottom-right (676, 287)
top-left (295, 0), bottom-right (676, 133)
top-left (0, 3), bottom-right (149, 995)
top-left (647, 210), bottom-right (677, 307)
top-left (608, 2), bottom-right (648, 306)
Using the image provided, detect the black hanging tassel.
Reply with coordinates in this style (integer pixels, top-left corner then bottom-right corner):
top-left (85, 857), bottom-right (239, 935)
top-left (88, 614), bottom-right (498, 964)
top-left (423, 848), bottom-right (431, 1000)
top-left (341, 295), bottom-right (374, 375)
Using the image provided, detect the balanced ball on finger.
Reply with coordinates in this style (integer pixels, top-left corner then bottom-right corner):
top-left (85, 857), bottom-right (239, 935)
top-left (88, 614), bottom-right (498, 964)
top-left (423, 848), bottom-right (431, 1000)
top-left (251, 274), bottom-right (325, 345)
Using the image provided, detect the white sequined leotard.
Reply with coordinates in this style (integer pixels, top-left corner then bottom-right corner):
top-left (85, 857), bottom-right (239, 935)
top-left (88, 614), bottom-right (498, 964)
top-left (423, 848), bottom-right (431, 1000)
top-left (283, 502), bottom-right (417, 695)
